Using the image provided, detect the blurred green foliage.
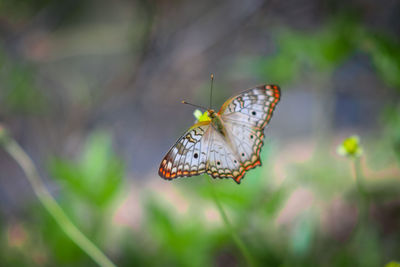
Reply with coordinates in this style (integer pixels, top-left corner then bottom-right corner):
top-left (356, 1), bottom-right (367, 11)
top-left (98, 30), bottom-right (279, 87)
top-left (1, 122), bottom-right (400, 266)
top-left (253, 16), bottom-right (400, 91)
top-left (365, 33), bottom-right (400, 89)
top-left (0, 0), bottom-right (88, 25)
top-left (49, 130), bottom-right (124, 207)
top-left (258, 18), bottom-right (358, 84)
top-left (0, 48), bottom-right (47, 114)
top-left (382, 106), bottom-right (400, 164)
top-left (20, 130), bottom-right (124, 266)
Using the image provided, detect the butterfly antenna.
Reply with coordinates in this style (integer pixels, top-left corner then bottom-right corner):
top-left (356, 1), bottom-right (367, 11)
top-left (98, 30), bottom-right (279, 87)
top-left (181, 101), bottom-right (207, 110)
top-left (209, 73), bottom-right (214, 110)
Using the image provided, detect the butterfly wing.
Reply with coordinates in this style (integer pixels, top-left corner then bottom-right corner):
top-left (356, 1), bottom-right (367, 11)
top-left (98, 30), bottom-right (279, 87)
top-left (159, 121), bottom-right (211, 179)
top-left (219, 84), bottom-right (281, 128)
top-left (159, 120), bottom-right (246, 182)
top-left (205, 128), bottom-right (247, 182)
top-left (218, 84), bottom-right (281, 182)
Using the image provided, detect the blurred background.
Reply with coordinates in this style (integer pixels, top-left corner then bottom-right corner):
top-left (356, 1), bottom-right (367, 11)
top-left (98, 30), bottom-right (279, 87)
top-left (1, 0), bottom-right (400, 266)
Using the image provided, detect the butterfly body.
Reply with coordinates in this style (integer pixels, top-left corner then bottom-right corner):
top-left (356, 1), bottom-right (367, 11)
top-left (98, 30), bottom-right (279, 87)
top-left (159, 84), bottom-right (281, 184)
top-left (206, 110), bottom-right (228, 137)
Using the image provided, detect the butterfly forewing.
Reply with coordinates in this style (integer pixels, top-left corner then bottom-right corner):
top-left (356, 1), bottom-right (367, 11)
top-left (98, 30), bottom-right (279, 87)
top-left (220, 85), bottom-right (281, 129)
top-left (159, 121), bottom-right (210, 179)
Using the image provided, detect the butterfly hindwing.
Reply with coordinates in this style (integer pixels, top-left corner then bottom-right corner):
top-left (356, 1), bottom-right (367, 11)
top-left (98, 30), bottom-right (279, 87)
top-left (206, 129), bottom-right (243, 181)
top-left (224, 121), bottom-right (263, 181)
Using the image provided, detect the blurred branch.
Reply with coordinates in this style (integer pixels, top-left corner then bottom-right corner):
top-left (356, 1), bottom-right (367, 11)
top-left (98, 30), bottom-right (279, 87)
top-left (0, 125), bottom-right (116, 267)
top-left (207, 178), bottom-right (256, 267)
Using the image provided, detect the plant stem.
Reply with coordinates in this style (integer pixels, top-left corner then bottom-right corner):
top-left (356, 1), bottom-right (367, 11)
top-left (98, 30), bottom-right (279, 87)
top-left (1, 131), bottom-right (116, 267)
top-left (207, 179), bottom-right (256, 267)
top-left (353, 157), bottom-right (369, 226)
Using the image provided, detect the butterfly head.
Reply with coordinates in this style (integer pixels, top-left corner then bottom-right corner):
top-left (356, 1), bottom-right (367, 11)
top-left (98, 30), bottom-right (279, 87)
top-left (207, 109), bottom-right (216, 118)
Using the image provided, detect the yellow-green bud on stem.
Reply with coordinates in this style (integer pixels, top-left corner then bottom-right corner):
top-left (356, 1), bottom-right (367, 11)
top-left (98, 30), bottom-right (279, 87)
top-left (337, 135), bottom-right (363, 158)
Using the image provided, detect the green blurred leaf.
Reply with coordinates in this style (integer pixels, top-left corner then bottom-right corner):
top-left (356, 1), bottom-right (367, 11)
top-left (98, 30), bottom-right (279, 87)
top-left (40, 129), bottom-right (125, 264)
top-left (363, 33), bottom-right (400, 89)
top-left (49, 130), bottom-right (124, 207)
top-left (381, 106), bottom-right (400, 164)
top-left (144, 197), bottom-right (214, 267)
top-left (0, 62), bottom-right (47, 114)
top-left (264, 187), bottom-right (288, 216)
top-left (258, 18), bottom-right (358, 85)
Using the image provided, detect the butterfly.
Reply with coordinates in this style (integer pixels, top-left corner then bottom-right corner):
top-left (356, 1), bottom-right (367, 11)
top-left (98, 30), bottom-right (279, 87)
top-left (159, 84), bottom-right (281, 184)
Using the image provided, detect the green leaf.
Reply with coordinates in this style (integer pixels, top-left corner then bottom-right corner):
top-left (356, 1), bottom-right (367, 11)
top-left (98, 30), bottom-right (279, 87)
top-left (363, 33), bottom-right (400, 89)
top-left (49, 130), bottom-right (124, 207)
